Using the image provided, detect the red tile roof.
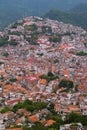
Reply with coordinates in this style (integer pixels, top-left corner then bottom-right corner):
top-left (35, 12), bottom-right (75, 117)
top-left (26, 75), bottom-right (39, 83)
top-left (6, 98), bottom-right (22, 106)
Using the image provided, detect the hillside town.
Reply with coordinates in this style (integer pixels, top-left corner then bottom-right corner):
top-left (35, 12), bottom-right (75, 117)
top-left (0, 16), bottom-right (87, 130)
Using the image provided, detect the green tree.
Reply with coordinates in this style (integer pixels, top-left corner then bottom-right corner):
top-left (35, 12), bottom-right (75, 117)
top-left (10, 78), bottom-right (17, 82)
top-left (0, 62), bottom-right (4, 65)
top-left (76, 51), bottom-right (87, 56)
top-left (49, 36), bottom-right (61, 43)
top-left (59, 80), bottom-right (74, 89)
top-left (0, 106), bottom-right (11, 113)
top-left (48, 72), bottom-right (54, 77)
top-left (12, 102), bottom-right (23, 112)
top-left (25, 24), bottom-right (38, 31)
top-left (40, 72), bottom-right (59, 83)
top-left (65, 112), bottom-right (87, 126)
top-left (48, 128), bottom-right (57, 130)
top-left (3, 52), bottom-right (9, 57)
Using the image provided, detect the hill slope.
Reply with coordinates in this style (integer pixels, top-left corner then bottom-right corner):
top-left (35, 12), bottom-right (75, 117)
top-left (44, 4), bottom-right (87, 30)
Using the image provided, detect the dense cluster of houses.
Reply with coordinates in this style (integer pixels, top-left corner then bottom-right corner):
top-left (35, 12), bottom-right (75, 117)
top-left (0, 16), bottom-right (87, 129)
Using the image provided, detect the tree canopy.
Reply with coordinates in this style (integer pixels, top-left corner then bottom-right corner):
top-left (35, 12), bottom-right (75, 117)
top-left (58, 79), bottom-right (74, 88)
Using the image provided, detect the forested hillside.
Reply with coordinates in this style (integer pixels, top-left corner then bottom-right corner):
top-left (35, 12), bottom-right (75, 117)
top-left (44, 3), bottom-right (87, 30)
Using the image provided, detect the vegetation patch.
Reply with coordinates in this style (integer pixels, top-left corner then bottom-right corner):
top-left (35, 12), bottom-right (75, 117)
top-left (76, 51), bottom-right (87, 56)
top-left (58, 79), bottom-right (74, 89)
